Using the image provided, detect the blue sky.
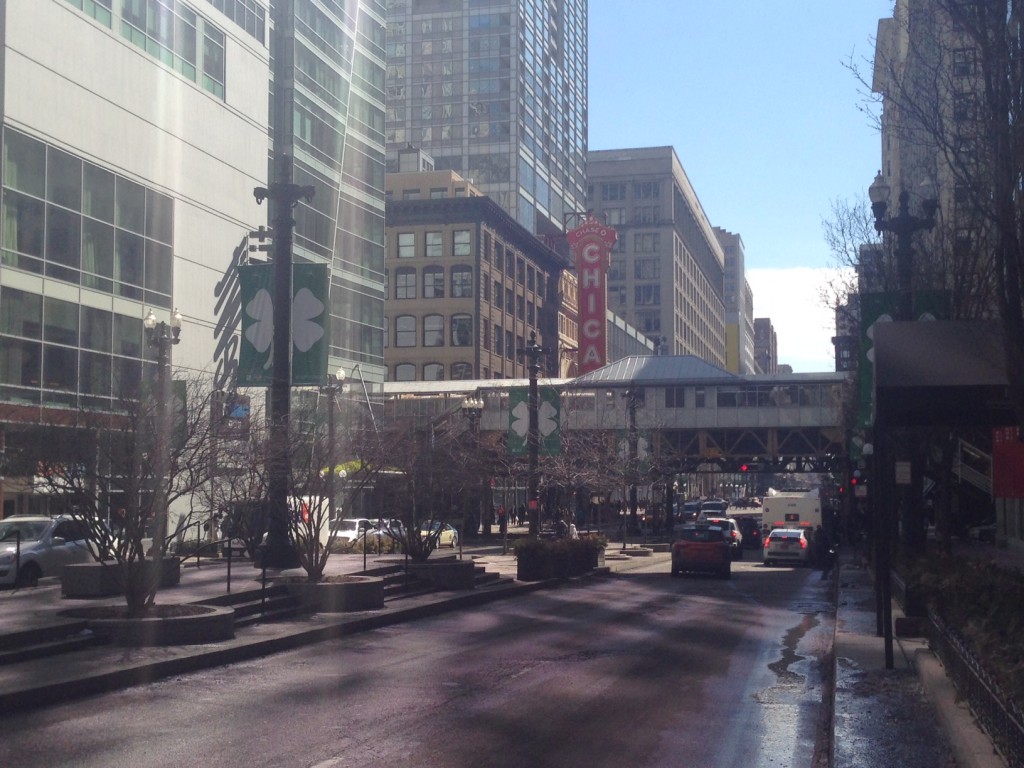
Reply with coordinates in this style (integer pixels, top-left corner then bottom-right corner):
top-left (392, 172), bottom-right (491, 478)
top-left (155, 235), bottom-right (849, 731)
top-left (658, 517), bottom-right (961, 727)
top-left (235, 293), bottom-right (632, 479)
top-left (587, 1), bottom-right (894, 371)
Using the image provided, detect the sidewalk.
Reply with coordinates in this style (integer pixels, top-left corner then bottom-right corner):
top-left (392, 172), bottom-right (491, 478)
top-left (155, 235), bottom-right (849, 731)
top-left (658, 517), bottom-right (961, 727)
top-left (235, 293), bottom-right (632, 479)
top-left (831, 551), bottom-right (1005, 768)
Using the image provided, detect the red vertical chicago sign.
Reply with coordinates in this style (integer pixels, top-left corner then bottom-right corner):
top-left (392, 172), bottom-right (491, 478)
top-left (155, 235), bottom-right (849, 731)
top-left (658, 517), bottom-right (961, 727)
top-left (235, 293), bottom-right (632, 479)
top-left (568, 217), bottom-right (618, 375)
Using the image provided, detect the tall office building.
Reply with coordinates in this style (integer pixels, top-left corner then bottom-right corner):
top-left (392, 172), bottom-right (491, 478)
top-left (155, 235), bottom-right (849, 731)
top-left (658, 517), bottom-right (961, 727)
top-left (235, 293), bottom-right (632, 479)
top-left (754, 318), bottom-right (777, 375)
top-left (384, 0), bottom-right (588, 237)
top-left (715, 228), bottom-right (756, 374)
top-left (586, 147), bottom-right (727, 369)
top-left (0, 0), bottom-right (386, 516)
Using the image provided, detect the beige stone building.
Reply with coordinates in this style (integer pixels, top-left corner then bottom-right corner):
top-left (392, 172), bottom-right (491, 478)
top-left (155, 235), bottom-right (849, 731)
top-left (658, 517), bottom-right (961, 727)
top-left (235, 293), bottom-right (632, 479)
top-left (384, 170), bottom-right (575, 380)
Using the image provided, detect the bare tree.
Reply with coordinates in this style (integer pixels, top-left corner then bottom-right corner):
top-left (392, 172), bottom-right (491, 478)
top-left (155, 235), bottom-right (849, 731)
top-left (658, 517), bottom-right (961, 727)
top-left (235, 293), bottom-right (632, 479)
top-left (860, 0), bottom-right (1024, 425)
top-left (32, 374), bottom-right (215, 616)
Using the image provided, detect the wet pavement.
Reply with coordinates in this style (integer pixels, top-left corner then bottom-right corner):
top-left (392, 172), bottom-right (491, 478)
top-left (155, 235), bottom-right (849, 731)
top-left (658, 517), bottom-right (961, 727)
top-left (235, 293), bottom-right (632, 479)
top-left (0, 541), bottom-right (1013, 767)
top-left (831, 552), bottom-right (1002, 768)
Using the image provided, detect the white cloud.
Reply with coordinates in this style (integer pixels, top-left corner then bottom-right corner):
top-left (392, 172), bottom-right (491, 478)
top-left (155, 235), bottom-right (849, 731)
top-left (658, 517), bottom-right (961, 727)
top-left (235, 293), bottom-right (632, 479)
top-left (746, 267), bottom-right (851, 373)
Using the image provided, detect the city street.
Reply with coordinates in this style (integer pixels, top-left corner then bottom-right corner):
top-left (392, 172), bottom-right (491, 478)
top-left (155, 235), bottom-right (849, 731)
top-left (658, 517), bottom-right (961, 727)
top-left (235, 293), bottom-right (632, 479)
top-left (1, 559), bottom-right (834, 768)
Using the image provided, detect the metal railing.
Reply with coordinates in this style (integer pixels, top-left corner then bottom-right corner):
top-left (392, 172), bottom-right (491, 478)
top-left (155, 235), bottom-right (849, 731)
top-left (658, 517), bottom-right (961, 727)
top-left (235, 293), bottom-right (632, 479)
top-left (929, 608), bottom-right (1024, 767)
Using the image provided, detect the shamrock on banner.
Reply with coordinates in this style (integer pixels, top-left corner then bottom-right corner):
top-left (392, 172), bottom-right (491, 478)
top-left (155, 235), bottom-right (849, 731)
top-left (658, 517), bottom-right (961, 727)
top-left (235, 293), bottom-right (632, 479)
top-left (237, 263), bottom-right (329, 386)
top-left (507, 387), bottom-right (560, 456)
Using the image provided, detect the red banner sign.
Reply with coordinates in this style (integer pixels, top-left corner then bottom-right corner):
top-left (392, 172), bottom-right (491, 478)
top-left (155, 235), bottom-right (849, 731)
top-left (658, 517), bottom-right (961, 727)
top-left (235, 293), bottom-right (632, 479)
top-left (568, 217), bottom-right (617, 375)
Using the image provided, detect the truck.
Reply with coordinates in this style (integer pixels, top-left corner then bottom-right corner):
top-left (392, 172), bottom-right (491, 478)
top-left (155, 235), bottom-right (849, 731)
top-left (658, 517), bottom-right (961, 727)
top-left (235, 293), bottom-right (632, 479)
top-left (761, 490), bottom-right (822, 532)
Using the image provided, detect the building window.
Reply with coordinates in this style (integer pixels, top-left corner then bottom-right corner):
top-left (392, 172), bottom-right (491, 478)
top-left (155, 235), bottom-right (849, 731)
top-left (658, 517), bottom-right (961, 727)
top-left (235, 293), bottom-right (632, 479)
top-left (494, 323), bottom-right (504, 355)
top-left (609, 259), bottom-right (625, 281)
top-left (395, 267), bottom-right (416, 299)
top-left (423, 362), bottom-right (444, 381)
top-left (665, 387), bottom-right (686, 408)
top-left (482, 319), bottom-right (490, 351)
top-left (395, 315), bottom-right (416, 347)
top-left (120, 0), bottom-right (227, 99)
top-left (636, 310), bottom-right (661, 333)
top-left (451, 265), bottom-right (473, 297)
top-left (634, 205), bottom-right (659, 224)
top-left (953, 48), bottom-right (976, 76)
top-left (494, 280), bottom-right (503, 308)
top-left (423, 314), bottom-right (444, 346)
top-left (634, 233), bottom-right (659, 252)
top-left (605, 207), bottom-right (626, 225)
top-left (425, 231), bottom-right (442, 257)
top-left (451, 362), bottom-right (473, 380)
top-left (635, 258), bottom-right (660, 279)
top-left (451, 314), bottom-right (473, 346)
top-left (505, 288), bottom-right (514, 313)
top-left (505, 329), bottom-right (513, 360)
top-left (394, 363), bottom-right (416, 381)
top-left (601, 183), bottom-right (626, 201)
top-left (453, 229), bottom-right (471, 256)
top-left (397, 232), bottom-right (415, 257)
top-left (65, 0), bottom-right (114, 27)
top-left (635, 285), bottom-right (660, 305)
top-left (423, 266), bottom-right (444, 298)
top-left (634, 181), bottom-right (659, 199)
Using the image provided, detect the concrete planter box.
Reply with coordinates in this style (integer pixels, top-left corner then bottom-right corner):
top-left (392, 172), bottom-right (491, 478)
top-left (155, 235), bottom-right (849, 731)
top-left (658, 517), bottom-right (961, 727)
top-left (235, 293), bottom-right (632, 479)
top-left (61, 604), bottom-right (234, 646)
top-left (62, 558), bottom-right (182, 598)
top-left (284, 575), bottom-right (384, 612)
top-left (406, 559), bottom-right (476, 590)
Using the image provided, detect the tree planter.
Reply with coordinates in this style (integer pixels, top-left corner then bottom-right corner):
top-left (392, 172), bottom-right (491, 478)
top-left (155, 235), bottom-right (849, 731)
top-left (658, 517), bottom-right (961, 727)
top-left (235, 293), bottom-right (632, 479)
top-left (406, 559), bottom-right (476, 590)
top-left (62, 558), bottom-right (182, 599)
top-left (283, 575), bottom-right (384, 612)
top-left (60, 604), bottom-right (234, 646)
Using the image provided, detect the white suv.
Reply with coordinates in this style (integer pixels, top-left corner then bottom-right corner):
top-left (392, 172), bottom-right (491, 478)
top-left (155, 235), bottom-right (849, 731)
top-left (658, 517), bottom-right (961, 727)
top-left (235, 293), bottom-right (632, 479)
top-left (0, 515), bottom-right (96, 587)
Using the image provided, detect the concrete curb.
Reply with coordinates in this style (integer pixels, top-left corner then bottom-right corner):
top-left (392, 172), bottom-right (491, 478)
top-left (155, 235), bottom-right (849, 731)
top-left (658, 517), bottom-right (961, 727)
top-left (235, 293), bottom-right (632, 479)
top-left (916, 649), bottom-right (1007, 768)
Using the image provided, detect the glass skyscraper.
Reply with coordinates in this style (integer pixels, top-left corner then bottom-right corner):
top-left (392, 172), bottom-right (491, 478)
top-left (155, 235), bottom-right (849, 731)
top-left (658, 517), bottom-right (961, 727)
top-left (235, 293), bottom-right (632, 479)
top-left (384, 0), bottom-right (588, 237)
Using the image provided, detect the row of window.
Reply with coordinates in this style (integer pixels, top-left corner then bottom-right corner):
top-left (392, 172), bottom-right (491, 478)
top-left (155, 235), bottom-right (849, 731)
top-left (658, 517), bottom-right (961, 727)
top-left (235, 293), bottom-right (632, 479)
top-left (2, 129), bottom-right (175, 308)
top-left (661, 385), bottom-right (835, 409)
top-left (392, 362), bottom-right (474, 382)
top-left (396, 229), bottom-right (472, 258)
top-left (389, 265), bottom-right (473, 299)
top-left (589, 181), bottom-right (661, 202)
top-left (390, 314), bottom-right (474, 347)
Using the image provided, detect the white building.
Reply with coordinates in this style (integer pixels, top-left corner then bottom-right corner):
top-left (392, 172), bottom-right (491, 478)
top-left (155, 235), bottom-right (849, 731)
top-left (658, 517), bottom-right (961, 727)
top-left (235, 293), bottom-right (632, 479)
top-left (0, 0), bottom-right (387, 516)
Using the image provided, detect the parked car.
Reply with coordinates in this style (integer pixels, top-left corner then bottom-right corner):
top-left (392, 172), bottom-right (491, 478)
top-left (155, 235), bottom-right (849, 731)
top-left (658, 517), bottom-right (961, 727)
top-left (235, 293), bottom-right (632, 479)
top-left (420, 521), bottom-right (459, 548)
top-left (671, 523), bottom-right (731, 579)
top-left (704, 517), bottom-right (743, 560)
top-left (762, 528), bottom-right (810, 567)
top-left (0, 515), bottom-right (97, 587)
top-left (330, 518), bottom-right (375, 548)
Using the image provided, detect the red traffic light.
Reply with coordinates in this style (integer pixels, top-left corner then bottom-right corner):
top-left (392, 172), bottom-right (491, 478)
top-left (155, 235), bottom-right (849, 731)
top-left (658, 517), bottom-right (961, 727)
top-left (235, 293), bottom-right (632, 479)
top-left (740, 464), bottom-right (749, 472)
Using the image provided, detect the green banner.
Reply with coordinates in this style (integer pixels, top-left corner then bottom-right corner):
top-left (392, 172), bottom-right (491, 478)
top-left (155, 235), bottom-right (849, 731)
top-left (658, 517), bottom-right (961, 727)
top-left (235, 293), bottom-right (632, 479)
top-left (507, 387), bottom-right (560, 457)
top-left (238, 263), bottom-right (330, 387)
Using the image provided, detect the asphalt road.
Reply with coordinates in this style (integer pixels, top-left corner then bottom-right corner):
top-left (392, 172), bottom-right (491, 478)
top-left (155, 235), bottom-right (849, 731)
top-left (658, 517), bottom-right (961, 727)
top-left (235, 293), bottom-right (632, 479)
top-left (1, 558), bottom-right (834, 768)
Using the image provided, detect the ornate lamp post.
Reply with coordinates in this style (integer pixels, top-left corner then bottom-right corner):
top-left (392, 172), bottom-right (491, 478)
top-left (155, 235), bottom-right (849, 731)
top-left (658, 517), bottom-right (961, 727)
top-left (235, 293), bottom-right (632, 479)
top-left (522, 331), bottom-right (546, 537)
top-left (868, 171), bottom-right (938, 321)
top-left (143, 308), bottom-right (182, 562)
top-left (461, 396), bottom-right (485, 550)
top-left (623, 386), bottom-right (643, 549)
top-left (320, 369), bottom-right (346, 525)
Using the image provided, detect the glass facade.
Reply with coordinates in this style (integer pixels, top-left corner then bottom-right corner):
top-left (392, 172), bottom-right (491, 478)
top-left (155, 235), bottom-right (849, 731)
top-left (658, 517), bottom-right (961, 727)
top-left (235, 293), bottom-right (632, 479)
top-left (384, 0), bottom-right (588, 236)
top-left (0, 128), bottom-right (170, 408)
top-left (282, 0), bottom-right (387, 375)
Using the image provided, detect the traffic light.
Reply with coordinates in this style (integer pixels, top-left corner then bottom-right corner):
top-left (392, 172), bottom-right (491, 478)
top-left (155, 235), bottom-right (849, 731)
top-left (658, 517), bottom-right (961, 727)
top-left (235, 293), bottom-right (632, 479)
top-left (740, 464), bottom-right (749, 472)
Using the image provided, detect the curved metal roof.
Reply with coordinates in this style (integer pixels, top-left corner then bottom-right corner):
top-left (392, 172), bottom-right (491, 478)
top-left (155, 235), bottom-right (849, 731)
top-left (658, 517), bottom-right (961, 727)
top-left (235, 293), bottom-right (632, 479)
top-left (571, 355), bottom-right (739, 387)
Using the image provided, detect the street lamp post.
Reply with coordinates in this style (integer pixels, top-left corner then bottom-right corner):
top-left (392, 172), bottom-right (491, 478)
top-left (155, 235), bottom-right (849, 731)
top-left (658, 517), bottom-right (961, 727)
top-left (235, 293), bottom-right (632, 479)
top-left (143, 308), bottom-right (182, 563)
top-left (320, 369), bottom-right (346, 527)
top-left (868, 171), bottom-right (938, 321)
top-left (623, 386), bottom-right (642, 550)
top-left (522, 331), bottom-right (546, 537)
top-left (461, 396), bottom-right (485, 551)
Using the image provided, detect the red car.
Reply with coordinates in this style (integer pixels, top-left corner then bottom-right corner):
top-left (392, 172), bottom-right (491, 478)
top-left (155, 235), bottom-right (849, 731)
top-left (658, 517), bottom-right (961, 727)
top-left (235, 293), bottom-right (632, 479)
top-left (671, 524), bottom-right (732, 579)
